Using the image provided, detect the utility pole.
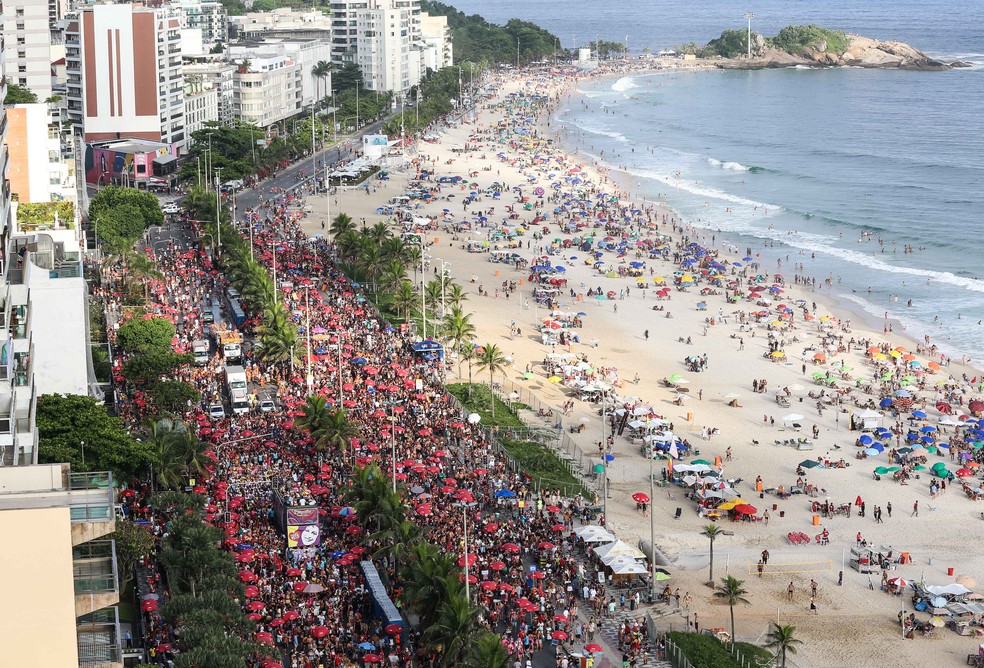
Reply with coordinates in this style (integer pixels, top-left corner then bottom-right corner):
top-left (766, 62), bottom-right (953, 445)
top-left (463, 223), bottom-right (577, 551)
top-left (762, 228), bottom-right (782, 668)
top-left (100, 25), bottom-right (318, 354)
top-left (311, 107), bottom-right (317, 187)
top-left (214, 167), bottom-right (223, 253)
top-left (516, 38), bottom-right (520, 68)
top-left (305, 287), bottom-right (313, 396)
top-left (745, 12), bottom-right (755, 59)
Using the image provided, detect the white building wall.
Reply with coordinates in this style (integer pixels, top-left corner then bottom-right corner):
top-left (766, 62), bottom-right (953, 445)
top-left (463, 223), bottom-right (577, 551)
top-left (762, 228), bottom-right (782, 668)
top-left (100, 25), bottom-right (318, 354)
top-left (3, 0), bottom-right (54, 99)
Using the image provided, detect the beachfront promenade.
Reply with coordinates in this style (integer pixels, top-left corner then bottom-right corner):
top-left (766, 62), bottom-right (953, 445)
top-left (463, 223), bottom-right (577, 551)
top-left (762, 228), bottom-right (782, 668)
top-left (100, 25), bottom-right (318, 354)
top-left (291, 62), bottom-right (984, 667)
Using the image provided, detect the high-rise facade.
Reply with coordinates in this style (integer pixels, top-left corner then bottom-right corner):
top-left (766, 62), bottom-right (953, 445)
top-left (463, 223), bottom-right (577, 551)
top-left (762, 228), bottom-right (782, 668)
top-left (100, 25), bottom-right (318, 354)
top-left (2, 0), bottom-right (66, 100)
top-left (65, 4), bottom-right (187, 153)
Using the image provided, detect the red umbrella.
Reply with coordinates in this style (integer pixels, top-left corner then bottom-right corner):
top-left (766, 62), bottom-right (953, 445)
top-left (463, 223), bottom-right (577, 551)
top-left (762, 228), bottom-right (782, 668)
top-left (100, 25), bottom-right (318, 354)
top-left (499, 583), bottom-right (515, 592)
top-left (292, 581), bottom-right (309, 593)
top-left (255, 632), bottom-right (274, 645)
top-left (286, 567), bottom-right (302, 577)
top-left (551, 630), bottom-right (569, 640)
top-left (733, 504), bottom-right (757, 515)
top-left (140, 599), bottom-right (158, 612)
top-left (502, 543), bottom-right (521, 553)
top-left (855, 495), bottom-right (863, 506)
top-left (632, 492), bottom-right (650, 504)
top-left (363, 654), bottom-right (381, 664)
top-left (551, 524), bottom-right (567, 531)
top-left (311, 625), bottom-right (330, 639)
top-left (490, 560), bottom-right (506, 571)
top-left (585, 643), bottom-right (603, 653)
top-left (545, 505), bottom-right (561, 513)
top-left (239, 570), bottom-right (258, 582)
top-left (385, 624), bottom-right (402, 636)
top-left (538, 541), bottom-right (555, 550)
top-left (457, 553), bottom-right (478, 567)
top-left (484, 523), bottom-right (500, 533)
top-left (246, 613), bottom-right (262, 621)
top-left (480, 581), bottom-right (498, 591)
top-left (247, 600), bottom-right (265, 611)
top-left (269, 617), bottom-right (284, 627)
top-left (283, 610), bottom-right (300, 621)
top-left (245, 585), bottom-right (260, 597)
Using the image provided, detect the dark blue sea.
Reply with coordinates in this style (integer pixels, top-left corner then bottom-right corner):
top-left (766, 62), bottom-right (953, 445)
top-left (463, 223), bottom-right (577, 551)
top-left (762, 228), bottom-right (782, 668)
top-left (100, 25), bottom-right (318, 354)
top-left (450, 0), bottom-right (984, 360)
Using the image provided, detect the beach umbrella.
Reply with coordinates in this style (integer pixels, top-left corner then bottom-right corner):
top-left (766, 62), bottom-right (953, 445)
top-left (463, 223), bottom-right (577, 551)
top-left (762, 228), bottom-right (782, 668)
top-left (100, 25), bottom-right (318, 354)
top-left (632, 493), bottom-right (650, 503)
top-left (585, 643), bottom-right (604, 654)
top-left (888, 577), bottom-right (911, 587)
top-left (495, 490), bottom-right (516, 498)
top-left (859, 435), bottom-right (873, 445)
top-left (734, 504), bottom-right (757, 515)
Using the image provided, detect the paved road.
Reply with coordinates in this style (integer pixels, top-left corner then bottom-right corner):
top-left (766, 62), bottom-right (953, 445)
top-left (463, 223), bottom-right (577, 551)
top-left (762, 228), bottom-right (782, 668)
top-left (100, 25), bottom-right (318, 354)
top-left (234, 116), bottom-right (390, 213)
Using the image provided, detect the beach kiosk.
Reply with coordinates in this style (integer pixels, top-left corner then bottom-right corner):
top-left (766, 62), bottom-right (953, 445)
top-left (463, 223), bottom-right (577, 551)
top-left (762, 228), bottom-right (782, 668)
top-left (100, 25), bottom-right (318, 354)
top-left (412, 340), bottom-right (444, 361)
top-left (849, 546), bottom-right (879, 573)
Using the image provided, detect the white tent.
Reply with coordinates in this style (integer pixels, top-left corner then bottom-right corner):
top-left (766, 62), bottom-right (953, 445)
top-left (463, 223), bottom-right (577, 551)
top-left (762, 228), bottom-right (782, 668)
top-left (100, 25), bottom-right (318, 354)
top-left (594, 540), bottom-right (646, 560)
top-left (927, 584), bottom-right (972, 596)
top-left (574, 526), bottom-right (616, 543)
top-left (855, 409), bottom-right (882, 430)
top-left (601, 553), bottom-right (644, 568)
top-left (611, 561), bottom-right (649, 576)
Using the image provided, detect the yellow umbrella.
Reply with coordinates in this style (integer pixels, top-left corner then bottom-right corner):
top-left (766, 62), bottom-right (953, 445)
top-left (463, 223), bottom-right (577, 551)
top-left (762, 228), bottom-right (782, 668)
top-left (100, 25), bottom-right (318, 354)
top-left (819, 316), bottom-right (831, 322)
top-left (771, 321), bottom-right (783, 327)
top-left (681, 274), bottom-right (694, 282)
top-left (873, 353), bottom-right (888, 361)
top-left (889, 350), bottom-right (903, 358)
top-left (770, 351), bottom-right (785, 358)
top-left (717, 499), bottom-right (746, 511)
top-left (547, 376), bottom-right (562, 383)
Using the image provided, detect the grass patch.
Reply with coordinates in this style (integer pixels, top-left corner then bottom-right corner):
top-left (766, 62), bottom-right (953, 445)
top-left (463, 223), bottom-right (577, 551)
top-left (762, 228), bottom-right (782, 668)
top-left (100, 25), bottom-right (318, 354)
top-left (446, 383), bottom-right (526, 428)
top-left (501, 438), bottom-right (589, 498)
top-left (667, 632), bottom-right (772, 668)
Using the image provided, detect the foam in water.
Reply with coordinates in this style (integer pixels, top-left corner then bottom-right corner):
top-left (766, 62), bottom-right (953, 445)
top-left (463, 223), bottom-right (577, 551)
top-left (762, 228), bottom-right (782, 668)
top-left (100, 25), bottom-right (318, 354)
top-left (625, 165), bottom-right (777, 210)
top-left (707, 158), bottom-right (750, 172)
top-left (611, 76), bottom-right (639, 92)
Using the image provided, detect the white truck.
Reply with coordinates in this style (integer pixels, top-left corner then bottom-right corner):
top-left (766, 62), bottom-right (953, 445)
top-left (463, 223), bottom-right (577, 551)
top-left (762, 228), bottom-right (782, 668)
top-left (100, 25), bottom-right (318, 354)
top-left (224, 365), bottom-right (250, 415)
top-left (216, 330), bottom-right (243, 364)
top-left (192, 340), bottom-right (210, 366)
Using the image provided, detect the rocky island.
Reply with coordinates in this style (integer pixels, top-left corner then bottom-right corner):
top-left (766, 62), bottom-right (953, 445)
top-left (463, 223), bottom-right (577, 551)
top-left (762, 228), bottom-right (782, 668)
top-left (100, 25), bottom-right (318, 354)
top-left (683, 24), bottom-right (967, 71)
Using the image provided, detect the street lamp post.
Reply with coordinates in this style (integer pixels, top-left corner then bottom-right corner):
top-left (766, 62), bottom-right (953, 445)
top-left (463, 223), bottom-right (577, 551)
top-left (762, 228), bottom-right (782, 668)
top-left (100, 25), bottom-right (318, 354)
top-left (214, 167), bottom-right (223, 253)
top-left (744, 12), bottom-right (755, 59)
top-left (387, 400), bottom-right (406, 493)
top-left (438, 260), bottom-right (452, 318)
top-left (460, 501), bottom-right (476, 601)
top-left (649, 441), bottom-right (658, 601)
top-left (304, 287), bottom-right (313, 396)
top-left (328, 330), bottom-right (345, 405)
top-left (601, 399), bottom-right (607, 520)
top-left (404, 233), bottom-right (426, 338)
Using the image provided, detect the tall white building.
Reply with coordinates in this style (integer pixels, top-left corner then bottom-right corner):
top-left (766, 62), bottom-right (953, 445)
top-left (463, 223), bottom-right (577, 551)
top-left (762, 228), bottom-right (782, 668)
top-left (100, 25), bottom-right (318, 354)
top-left (328, 0), bottom-right (367, 65)
top-left (183, 75), bottom-right (219, 146)
top-left (65, 4), bottom-right (187, 152)
top-left (419, 12), bottom-right (452, 73)
top-left (2, 0), bottom-right (62, 99)
top-left (5, 103), bottom-right (76, 205)
top-left (356, 5), bottom-right (420, 94)
top-left (172, 0), bottom-right (227, 48)
top-left (228, 47), bottom-right (303, 128)
top-left (182, 60), bottom-right (236, 124)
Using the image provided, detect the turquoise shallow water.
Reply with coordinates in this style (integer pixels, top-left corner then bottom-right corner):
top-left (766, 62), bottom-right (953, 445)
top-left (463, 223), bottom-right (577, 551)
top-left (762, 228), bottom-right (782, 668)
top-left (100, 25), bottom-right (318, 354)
top-left (450, 0), bottom-right (984, 359)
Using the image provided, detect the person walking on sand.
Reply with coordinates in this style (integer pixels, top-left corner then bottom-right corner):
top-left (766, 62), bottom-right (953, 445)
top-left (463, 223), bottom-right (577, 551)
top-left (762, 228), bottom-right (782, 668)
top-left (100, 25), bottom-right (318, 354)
top-left (762, 549), bottom-right (770, 565)
top-left (810, 598), bottom-right (818, 614)
top-left (887, 501), bottom-right (892, 517)
top-left (787, 582), bottom-right (795, 601)
top-left (912, 500), bottom-right (918, 517)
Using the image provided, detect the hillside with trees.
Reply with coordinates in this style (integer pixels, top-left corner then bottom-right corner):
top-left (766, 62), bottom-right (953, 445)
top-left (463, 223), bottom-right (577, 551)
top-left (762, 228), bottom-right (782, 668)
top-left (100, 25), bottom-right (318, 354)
top-left (420, 0), bottom-right (561, 65)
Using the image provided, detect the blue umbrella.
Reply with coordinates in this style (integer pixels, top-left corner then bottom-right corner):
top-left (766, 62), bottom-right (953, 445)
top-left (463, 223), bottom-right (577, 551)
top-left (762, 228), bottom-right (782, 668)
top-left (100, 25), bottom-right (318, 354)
top-left (604, 454), bottom-right (615, 462)
top-left (743, 256), bottom-right (753, 261)
top-left (859, 435), bottom-right (873, 445)
top-left (879, 398), bottom-right (893, 408)
top-left (495, 490), bottom-right (516, 498)
top-left (920, 425), bottom-right (937, 433)
top-left (358, 642), bottom-right (376, 651)
top-left (872, 443), bottom-right (885, 452)
top-left (864, 448), bottom-right (879, 456)
top-left (894, 389), bottom-right (912, 398)
top-left (352, 357), bottom-right (368, 365)
top-left (912, 410), bottom-right (927, 419)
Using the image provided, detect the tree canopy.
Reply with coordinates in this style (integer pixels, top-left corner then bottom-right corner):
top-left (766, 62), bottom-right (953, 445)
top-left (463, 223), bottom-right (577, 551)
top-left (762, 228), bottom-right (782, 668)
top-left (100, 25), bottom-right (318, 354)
top-left (37, 394), bottom-right (157, 482)
top-left (5, 83), bottom-right (39, 104)
top-left (88, 187), bottom-right (163, 253)
top-left (420, 1), bottom-right (561, 65)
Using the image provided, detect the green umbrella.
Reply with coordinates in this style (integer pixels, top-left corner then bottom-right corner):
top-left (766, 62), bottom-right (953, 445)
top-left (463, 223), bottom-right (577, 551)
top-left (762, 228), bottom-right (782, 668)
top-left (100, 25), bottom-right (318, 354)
top-left (812, 372), bottom-right (826, 379)
top-left (691, 459), bottom-right (712, 466)
top-left (654, 572), bottom-right (672, 581)
top-left (886, 466), bottom-right (901, 472)
top-left (914, 465), bottom-right (927, 471)
top-left (972, 441), bottom-right (983, 449)
top-left (925, 447), bottom-right (938, 454)
top-left (593, 464), bottom-right (605, 474)
top-left (874, 467), bottom-right (889, 475)
top-left (523, 372), bottom-right (534, 379)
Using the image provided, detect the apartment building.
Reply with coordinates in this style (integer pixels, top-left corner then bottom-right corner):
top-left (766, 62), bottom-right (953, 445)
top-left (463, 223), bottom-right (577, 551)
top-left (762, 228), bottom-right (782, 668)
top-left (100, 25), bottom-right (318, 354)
top-left (228, 46), bottom-right (303, 127)
top-left (183, 75), bottom-right (219, 145)
top-left (229, 7), bottom-right (332, 41)
top-left (182, 60), bottom-right (235, 124)
top-left (5, 103), bottom-right (76, 205)
top-left (65, 4), bottom-right (187, 153)
top-left (356, 5), bottom-right (419, 94)
top-left (2, 0), bottom-right (67, 100)
top-left (0, 464), bottom-right (121, 668)
top-left (328, 0), bottom-right (367, 65)
top-left (172, 0), bottom-right (227, 48)
top-left (419, 11), bottom-right (452, 73)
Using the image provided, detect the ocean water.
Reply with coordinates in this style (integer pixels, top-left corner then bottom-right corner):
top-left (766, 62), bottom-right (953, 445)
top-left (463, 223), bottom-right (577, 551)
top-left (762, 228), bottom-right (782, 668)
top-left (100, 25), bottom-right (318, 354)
top-left (449, 0), bottom-right (984, 359)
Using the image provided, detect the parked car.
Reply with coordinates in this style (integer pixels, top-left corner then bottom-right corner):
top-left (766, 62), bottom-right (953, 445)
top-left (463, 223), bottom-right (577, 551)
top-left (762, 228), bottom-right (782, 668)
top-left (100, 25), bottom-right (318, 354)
top-left (259, 399), bottom-right (276, 413)
top-left (162, 203), bottom-right (180, 215)
top-left (208, 404), bottom-right (226, 419)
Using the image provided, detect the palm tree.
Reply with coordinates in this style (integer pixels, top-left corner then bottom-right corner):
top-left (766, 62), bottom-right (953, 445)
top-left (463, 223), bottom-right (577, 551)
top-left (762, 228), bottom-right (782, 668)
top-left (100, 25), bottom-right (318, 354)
top-left (443, 307), bottom-right (476, 379)
top-left (380, 258), bottom-right (407, 294)
top-left (401, 543), bottom-right (456, 626)
top-left (255, 305), bottom-right (298, 364)
top-left (312, 60), bottom-right (332, 102)
top-left (765, 622), bottom-right (803, 668)
top-left (145, 419), bottom-right (208, 489)
top-left (392, 280), bottom-right (418, 322)
top-left (404, 245), bottom-right (423, 282)
top-left (372, 519), bottom-right (425, 570)
top-left (701, 523), bottom-right (725, 584)
top-left (367, 221), bottom-right (391, 244)
top-left (359, 243), bottom-right (385, 294)
top-left (424, 589), bottom-right (484, 666)
top-left (311, 407), bottom-right (359, 452)
top-left (459, 343), bottom-right (477, 397)
top-left (466, 633), bottom-right (514, 668)
top-left (335, 229), bottom-right (363, 264)
top-left (446, 283), bottom-right (469, 309)
top-left (425, 279), bottom-right (444, 316)
top-left (330, 213), bottom-right (356, 239)
top-left (475, 343), bottom-right (508, 417)
top-left (713, 575), bottom-right (750, 649)
top-left (296, 395), bottom-right (331, 434)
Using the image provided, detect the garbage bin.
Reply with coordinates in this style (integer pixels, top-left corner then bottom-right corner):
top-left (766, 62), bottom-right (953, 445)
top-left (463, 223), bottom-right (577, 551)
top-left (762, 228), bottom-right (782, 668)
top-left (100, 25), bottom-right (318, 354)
top-left (779, 511), bottom-right (785, 518)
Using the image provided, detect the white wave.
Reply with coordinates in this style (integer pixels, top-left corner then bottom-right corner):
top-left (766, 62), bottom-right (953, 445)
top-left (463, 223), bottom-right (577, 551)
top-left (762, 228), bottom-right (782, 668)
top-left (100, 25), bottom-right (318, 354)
top-left (611, 76), bottom-right (639, 92)
top-left (626, 166), bottom-right (777, 210)
top-left (575, 88), bottom-right (602, 98)
top-left (565, 119), bottom-right (628, 143)
top-left (707, 158), bottom-right (750, 172)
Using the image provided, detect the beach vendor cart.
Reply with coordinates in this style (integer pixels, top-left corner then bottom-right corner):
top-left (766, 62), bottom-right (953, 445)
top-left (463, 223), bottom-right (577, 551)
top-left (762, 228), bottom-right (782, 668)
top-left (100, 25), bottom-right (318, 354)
top-left (849, 546), bottom-right (879, 573)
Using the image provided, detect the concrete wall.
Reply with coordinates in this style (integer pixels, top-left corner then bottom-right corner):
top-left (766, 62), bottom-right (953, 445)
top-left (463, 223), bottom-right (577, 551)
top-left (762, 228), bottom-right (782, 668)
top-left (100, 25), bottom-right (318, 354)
top-left (0, 506), bottom-right (80, 668)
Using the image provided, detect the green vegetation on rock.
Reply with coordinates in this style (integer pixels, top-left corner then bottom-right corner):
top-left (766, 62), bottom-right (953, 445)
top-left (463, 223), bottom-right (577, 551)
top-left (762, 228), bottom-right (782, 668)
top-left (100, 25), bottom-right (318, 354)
top-left (768, 24), bottom-right (850, 56)
top-left (704, 29), bottom-right (756, 58)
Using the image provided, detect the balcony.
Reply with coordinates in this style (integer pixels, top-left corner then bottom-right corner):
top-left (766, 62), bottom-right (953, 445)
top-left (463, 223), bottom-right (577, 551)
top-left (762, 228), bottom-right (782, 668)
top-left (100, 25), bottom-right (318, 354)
top-left (77, 608), bottom-right (123, 668)
top-left (73, 540), bottom-right (119, 617)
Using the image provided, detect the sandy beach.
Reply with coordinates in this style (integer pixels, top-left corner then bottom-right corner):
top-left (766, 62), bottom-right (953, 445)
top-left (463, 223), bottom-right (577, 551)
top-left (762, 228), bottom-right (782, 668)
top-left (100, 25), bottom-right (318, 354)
top-left (295, 64), bottom-right (984, 667)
